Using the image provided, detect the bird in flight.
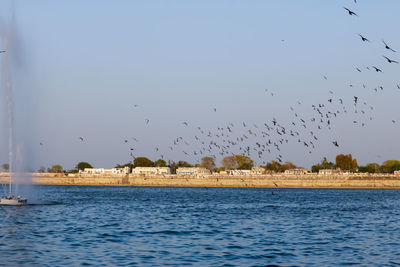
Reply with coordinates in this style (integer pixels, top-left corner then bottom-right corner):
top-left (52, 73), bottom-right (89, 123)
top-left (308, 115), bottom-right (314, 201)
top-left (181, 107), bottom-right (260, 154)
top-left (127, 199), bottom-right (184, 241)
top-left (0, 51), bottom-right (5, 53)
top-left (372, 66), bottom-right (382, 72)
top-left (358, 34), bottom-right (369, 42)
top-left (382, 40), bottom-right (396, 52)
top-left (332, 141), bottom-right (339, 147)
top-left (383, 56), bottom-right (398, 64)
top-left (79, 137), bottom-right (84, 142)
top-left (343, 7), bottom-right (358, 16)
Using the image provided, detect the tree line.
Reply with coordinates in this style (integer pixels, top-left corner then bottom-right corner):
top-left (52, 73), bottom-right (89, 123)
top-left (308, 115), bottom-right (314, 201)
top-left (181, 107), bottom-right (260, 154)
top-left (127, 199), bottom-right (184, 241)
top-left (2, 154), bottom-right (400, 174)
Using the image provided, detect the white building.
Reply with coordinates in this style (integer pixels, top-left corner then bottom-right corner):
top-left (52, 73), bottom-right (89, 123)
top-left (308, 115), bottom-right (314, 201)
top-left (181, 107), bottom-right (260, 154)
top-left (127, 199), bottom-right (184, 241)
top-left (176, 167), bottom-right (211, 175)
top-left (132, 167), bottom-right (170, 175)
top-left (319, 168), bottom-right (342, 175)
top-left (284, 168), bottom-right (309, 175)
top-left (81, 167), bottom-right (130, 175)
top-left (229, 170), bottom-right (251, 175)
top-left (251, 166), bottom-right (266, 175)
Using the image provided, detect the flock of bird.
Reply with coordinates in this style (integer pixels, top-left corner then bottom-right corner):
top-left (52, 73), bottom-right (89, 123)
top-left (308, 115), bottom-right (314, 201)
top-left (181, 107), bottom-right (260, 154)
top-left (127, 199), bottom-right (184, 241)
top-left (117, 2), bottom-right (399, 166)
top-left (34, 2), bottom-right (398, 167)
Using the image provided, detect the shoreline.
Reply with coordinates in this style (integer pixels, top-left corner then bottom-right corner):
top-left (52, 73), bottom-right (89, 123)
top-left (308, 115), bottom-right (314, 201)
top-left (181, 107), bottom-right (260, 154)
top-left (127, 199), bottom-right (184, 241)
top-left (1, 172), bottom-right (400, 189)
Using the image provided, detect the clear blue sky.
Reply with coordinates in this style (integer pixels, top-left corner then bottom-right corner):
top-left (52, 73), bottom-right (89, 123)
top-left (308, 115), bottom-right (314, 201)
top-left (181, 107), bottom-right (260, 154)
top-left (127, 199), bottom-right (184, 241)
top-left (1, 0), bottom-right (400, 170)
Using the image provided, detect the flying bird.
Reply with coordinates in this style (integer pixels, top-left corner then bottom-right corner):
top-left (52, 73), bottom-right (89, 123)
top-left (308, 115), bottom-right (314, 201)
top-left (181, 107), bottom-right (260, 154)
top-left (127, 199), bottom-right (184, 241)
top-left (382, 40), bottom-right (396, 52)
top-left (79, 137), bottom-right (84, 142)
top-left (332, 141), bottom-right (339, 147)
top-left (372, 66), bottom-right (382, 72)
top-left (358, 34), bottom-right (370, 42)
top-left (0, 51), bottom-right (5, 53)
top-left (343, 7), bottom-right (358, 16)
top-left (383, 56), bottom-right (398, 64)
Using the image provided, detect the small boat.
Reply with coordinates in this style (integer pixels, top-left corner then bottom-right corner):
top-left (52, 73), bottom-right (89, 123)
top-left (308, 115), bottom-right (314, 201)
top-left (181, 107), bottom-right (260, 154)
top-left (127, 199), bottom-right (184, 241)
top-left (0, 195), bottom-right (27, 205)
top-left (1, 171), bottom-right (28, 206)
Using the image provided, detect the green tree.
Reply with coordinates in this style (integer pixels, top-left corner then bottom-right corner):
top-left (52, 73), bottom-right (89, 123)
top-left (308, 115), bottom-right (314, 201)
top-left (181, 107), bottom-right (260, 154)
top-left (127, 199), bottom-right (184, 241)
top-left (265, 161), bottom-right (282, 172)
top-left (176, 161), bottom-right (192, 167)
top-left (358, 163), bottom-right (380, 173)
top-left (217, 166), bottom-right (225, 173)
top-left (1, 163), bottom-right (9, 171)
top-left (335, 154), bottom-right (358, 172)
top-left (235, 155), bottom-right (253, 170)
top-left (154, 159), bottom-right (167, 167)
top-left (201, 157), bottom-right (216, 172)
top-left (169, 161), bottom-right (178, 174)
top-left (381, 160), bottom-right (400, 173)
top-left (133, 157), bottom-right (154, 167)
top-left (48, 164), bottom-right (63, 173)
top-left (311, 163), bottom-right (322, 173)
top-left (75, 162), bottom-right (93, 171)
top-left (311, 157), bottom-right (335, 173)
top-left (321, 157), bottom-right (335, 169)
top-left (221, 156), bottom-right (238, 170)
top-left (168, 160), bottom-right (192, 174)
top-left (280, 161), bottom-right (297, 172)
top-left (367, 163), bottom-right (381, 173)
top-left (115, 163), bottom-right (134, 169)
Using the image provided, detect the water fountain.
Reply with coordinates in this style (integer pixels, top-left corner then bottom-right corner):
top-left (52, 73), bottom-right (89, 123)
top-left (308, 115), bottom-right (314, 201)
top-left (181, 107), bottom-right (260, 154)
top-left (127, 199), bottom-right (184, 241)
top-left (0, 12), bottom-right (28, 205)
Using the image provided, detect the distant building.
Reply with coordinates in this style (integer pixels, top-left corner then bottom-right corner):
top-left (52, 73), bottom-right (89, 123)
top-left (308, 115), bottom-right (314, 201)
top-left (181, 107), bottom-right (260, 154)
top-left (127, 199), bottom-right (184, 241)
top-left (251, 166), bottom-right (266, 175)
top-left (229, 170), bottom-right (251, 175)
top-left (132, 167), bottom-right (170, 175)
top-left (319, 168), bottom-right (342, 175)
top-left (284, 168), bottom-right (309, 175)
top-left (81, 167), bottom-right (130, 175)
top-left (176, 167), bottom-right (211, 175)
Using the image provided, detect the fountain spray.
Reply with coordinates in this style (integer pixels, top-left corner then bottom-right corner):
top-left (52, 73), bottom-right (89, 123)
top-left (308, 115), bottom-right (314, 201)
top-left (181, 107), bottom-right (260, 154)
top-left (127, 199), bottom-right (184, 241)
top-left (0, 9), bottom-right (28, 205)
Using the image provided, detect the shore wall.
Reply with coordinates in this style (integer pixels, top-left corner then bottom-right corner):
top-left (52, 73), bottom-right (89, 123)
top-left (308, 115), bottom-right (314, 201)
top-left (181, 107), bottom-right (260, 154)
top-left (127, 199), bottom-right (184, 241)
top-left (1, 172), bottom-right (400, 189)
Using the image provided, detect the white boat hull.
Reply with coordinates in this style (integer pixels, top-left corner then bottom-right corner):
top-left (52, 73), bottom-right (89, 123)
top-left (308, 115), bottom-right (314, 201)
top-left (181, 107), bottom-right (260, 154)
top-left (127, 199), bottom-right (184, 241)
top-left (0, 196), bottom-right (28, 205)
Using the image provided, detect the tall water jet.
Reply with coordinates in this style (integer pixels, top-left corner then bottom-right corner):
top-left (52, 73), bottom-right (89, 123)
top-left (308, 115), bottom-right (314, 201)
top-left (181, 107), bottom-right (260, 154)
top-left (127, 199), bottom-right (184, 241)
top-left (0, 9), bottom-right (28, 205)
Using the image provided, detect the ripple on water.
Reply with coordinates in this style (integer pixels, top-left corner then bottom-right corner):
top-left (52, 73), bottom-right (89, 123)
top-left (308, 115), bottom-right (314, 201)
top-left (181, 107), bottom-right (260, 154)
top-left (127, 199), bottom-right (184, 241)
top-left (0, 187), bottom-right (400, 266)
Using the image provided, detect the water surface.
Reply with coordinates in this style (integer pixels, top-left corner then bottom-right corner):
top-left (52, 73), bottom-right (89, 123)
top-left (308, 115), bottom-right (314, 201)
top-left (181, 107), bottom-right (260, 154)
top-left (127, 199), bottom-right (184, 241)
top-left (0, 186), bottom-right (399, 266)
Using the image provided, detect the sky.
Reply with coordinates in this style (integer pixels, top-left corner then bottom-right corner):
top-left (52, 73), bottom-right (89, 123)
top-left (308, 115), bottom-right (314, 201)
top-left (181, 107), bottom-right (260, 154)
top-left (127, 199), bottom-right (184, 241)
top-left (0, 0), bottom-right (400, 171)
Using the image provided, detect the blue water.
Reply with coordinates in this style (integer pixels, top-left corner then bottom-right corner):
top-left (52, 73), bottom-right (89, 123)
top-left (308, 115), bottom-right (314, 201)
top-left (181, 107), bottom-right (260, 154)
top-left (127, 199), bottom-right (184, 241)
top-left (0, 186), bottom-right (400, 266)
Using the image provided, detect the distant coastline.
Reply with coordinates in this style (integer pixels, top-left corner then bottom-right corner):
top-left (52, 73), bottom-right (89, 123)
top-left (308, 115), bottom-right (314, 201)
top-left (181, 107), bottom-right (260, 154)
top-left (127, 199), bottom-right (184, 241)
top-left (1, 172), bottom-right (400, 189)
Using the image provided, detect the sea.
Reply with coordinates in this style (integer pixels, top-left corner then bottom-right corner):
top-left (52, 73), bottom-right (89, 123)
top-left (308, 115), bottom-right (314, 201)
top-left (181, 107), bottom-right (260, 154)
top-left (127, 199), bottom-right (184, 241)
top-left (0, 186), bottom-right (399, 266)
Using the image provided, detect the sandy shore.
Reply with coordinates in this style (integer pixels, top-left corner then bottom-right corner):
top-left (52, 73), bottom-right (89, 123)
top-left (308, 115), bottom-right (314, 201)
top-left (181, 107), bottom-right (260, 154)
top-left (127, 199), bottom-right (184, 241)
top-left (1, 172), bottom-right (400, 189)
